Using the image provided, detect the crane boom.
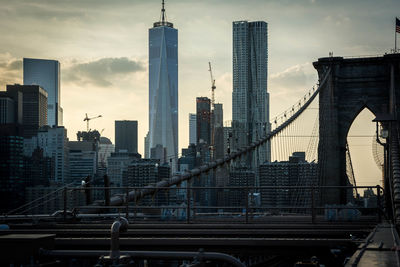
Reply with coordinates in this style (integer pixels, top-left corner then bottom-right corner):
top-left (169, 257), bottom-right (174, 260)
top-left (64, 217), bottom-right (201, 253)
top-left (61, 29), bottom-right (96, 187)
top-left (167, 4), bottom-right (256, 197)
top-left (208, 62), bottom-right (216, 110)
top-left (83, 113), bottom-right (102, 132)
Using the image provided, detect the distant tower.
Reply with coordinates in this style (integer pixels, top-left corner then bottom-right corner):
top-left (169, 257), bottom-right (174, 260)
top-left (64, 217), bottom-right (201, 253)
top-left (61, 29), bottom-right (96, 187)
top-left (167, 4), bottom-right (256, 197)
top-left (115, 120), bottom-right (138, 153)
top-left (23, 58), bottom-right (62, 127)
top-left (232, 21), bottom-right (270, 169)
top-left (6, 84), bottom-right (48, 138)
top-left (149, 0), bottom-right (178, 170)
top-left (196, 97), bottom-right (211, 145)
top-left (189, 113), bottom-right (196, 145)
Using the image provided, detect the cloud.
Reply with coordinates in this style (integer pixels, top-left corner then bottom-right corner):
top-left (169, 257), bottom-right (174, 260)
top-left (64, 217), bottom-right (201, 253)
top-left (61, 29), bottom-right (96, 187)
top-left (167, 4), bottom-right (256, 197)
top-left (0, 55), bottom-right (22, 89)
top-left (270, 63), bottom-right (316, 89)
top-left (64, 57), bottom-right (145, 87)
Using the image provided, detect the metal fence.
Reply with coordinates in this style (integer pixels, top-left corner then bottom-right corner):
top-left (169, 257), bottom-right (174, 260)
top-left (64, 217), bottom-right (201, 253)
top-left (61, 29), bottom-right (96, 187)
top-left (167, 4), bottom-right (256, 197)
top-left (56, 185), bottom-right (384, 224)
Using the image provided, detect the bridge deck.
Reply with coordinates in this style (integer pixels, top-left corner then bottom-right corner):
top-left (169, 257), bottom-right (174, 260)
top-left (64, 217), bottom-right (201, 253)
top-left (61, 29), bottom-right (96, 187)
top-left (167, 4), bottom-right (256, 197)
top-left (346, 223), bottom-right (400, 267)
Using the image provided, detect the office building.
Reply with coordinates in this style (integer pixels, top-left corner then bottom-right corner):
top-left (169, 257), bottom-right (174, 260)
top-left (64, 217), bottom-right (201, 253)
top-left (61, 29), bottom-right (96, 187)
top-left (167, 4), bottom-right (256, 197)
top-left (97, 137), bottom-right (115, 177)
top-left (98, 137), bottom-right (115, 168)
top-left (144, 131), bottom-right (150, 158)
top-left (6, 84), bottom-right (48, 138)
top-left (196, 97), bottom-right (211, 145)
top-left (189, 113), bottom-right (196, 145)
top-left (23, 147), bottom-right (53, 187)
top-left (0, 133), bottom-right (24, 212)
top-left (107, 151), bottom-right (141, 187)
top-left (259, 152), bottom-right (318, 208)
top-left (213, 103), bottom-right (224, 160)
top-left (123, 159), bottom-right (160, 187)
top-left (23, 58), bottom-right (62, 126)
top-left (149, 1), bottom-right (178, 170)
top-left (115, 120), bottom-right (138, 153)
top-left (232, 21), bottom-right (270, 168)
top-left (151, 144), bottom-right (167, 164)
top-left (37, 126), bottom-right (69, 183)
top-left (0, 96), bottom-right (15, 124)
top-left (228, 168), bottom-right (256, 207)
top-left (68, 141), bottom-right (97, 184)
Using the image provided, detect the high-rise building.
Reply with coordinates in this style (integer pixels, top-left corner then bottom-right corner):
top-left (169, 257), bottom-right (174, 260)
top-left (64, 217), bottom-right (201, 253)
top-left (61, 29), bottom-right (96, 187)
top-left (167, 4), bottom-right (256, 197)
top-left (189, 113), bottom-right (196, 145)
top-left (107, 151), bottom-right (141, 187)
top-left (232, 21), bottom-right (270, 168)
top-left (213, 103), bottom-right (224, 160)
top-left (115, 120), bottom-right (138, 153)
top-left (0, 133), bottom-right (24, 212)
top-left (6, 84), bottom-right (48, 138)
top-left (149, 1), bottom-right (178, 170)
top-left (68, 141), bottom-right (97, 184)
top-left (37, 126), bottom-right (69, 183)
top-left (196, 97), bottom-right (211, 145)
top-left (98, 137), bottom-right (115, 176)
top-left (0, 96), bottom-right (15, 124)
top-left (23, 58), bottom-right (62, 127)
top-left (144, 131), bottom-right (150, 158)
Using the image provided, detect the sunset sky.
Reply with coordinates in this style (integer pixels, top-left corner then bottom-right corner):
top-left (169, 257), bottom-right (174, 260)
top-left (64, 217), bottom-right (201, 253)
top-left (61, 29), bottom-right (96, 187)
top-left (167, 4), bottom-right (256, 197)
top-left (0, 0), bottom-right (399, 186)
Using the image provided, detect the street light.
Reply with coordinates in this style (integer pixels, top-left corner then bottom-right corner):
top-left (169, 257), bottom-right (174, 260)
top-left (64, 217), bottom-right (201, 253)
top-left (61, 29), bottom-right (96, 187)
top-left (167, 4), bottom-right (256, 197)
top-left (372, 113), bottom-right (396, 221)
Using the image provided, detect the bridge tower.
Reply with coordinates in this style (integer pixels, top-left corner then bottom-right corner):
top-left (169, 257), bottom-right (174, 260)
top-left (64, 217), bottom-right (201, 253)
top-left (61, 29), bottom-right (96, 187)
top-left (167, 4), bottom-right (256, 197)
top-left (314, 54), bottom-right (400, 204)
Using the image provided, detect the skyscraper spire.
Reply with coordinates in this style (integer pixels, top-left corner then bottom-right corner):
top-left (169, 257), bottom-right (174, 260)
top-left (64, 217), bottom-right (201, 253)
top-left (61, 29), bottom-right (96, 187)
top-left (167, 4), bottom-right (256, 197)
top-left (161, 0), bottom-right (166, 24)
top-left (154, 0), bottom-right (173, 28)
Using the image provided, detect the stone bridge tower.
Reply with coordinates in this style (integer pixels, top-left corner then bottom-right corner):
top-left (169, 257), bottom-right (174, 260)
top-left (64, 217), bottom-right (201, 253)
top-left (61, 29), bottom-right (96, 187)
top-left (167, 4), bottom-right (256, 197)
top-left (313, 54), bottom-right (400, 204)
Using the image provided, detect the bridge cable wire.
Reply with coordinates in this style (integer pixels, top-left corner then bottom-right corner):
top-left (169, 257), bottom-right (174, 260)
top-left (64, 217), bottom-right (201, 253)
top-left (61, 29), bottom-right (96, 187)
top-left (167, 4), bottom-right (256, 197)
top-left (79, 68), bottom-right (331, 212)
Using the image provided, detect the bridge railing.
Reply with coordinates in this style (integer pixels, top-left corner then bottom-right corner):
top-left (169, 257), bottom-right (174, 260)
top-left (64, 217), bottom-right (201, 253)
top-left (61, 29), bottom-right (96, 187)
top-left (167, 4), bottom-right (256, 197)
top-left (40, 185), bottom-right (383, 224)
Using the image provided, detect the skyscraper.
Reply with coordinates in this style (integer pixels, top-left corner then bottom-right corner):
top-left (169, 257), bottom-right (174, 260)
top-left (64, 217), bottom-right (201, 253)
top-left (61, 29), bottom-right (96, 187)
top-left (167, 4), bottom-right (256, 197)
top-left (115, 120), bottom-right (138, 153)
top-left (189, 113), bottom-right (196, 145)
top-left (232, 20), bottom-right (270, 168)
top-left (6, 84), bottom-right (48, 138)
top-left (196, 97), bottom-right (211, 145)
top-left (23, 58), bottom-right (62, 127)
top-left (149, 1), bottom-right (178, 170)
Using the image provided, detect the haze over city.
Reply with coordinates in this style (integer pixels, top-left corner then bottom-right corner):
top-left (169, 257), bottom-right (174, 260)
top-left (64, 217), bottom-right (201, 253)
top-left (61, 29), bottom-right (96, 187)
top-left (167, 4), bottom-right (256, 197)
top-left (0, 0), bottom-right (399, 186)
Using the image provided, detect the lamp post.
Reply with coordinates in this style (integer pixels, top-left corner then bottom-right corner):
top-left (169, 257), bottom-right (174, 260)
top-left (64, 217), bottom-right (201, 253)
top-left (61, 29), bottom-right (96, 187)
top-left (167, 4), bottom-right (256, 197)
top-left (373, 113), bottom-right (395, 221)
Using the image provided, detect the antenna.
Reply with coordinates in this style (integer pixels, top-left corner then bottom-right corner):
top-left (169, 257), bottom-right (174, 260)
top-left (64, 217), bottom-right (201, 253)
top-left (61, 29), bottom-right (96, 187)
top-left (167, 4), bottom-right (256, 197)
top-left (161, 0), bottom-right (166, 24)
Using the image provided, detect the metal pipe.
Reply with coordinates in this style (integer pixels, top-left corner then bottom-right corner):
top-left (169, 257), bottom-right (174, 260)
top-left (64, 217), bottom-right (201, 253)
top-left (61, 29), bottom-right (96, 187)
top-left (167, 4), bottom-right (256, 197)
top-left (110, 217), bottom-right (128, 259)
top-left (41, 249), bottom-right (245, 267)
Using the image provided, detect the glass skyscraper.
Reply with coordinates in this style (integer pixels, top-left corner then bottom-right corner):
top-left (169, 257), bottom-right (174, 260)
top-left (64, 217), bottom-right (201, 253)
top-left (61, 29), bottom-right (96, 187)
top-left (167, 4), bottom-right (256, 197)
top-left (148, 2), bottom-right (178, 169)
top-left (232, 21), bottom-right (270, 169)
top-left (23, 58), bottom-right (62, 127)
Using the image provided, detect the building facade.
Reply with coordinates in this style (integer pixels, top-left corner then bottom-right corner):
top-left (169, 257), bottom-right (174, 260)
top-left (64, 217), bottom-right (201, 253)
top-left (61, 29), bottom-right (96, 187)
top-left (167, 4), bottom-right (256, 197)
top-left (107, 151), bottom-right (141, 187)
top-left (259, 152), bottom-right (318, 209)
top-left (68, 141), bottom-right (97, 185)
top-left (37, 126), bottom-right (69, 183)
top-left (0, 96), bottom-right (15, 124)
top-left (189, 113), bottom-right (196, 145)
top-left (23, 58), bottom-right (62, 127)
top-left (115, 120), bottom-right (138, 153)
top-left (232, 21), bottom-right (270, 169)
top-left (149, 3), bottom-right (178, 170)
top-left (196, 97), bottom-right (211, 145)
top-left (0, 134), bottom-right (24, 212)
top-left (6, 84), bottom-right (48, 138)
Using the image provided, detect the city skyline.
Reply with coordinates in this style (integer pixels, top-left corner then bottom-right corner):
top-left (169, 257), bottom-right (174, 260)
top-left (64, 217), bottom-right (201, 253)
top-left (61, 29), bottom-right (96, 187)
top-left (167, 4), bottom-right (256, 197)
top-left (0, 0), bottom-right (399, 186)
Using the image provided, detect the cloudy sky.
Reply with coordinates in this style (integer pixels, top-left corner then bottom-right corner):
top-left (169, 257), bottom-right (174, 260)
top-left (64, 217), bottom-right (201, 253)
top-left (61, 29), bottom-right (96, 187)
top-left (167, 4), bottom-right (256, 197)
top-left (0, 0), bottom-right (399, 186)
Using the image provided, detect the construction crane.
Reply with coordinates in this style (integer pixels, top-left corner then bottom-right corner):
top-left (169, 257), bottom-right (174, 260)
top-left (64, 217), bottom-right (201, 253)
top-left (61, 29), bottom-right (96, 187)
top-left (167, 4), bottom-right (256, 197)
top-left (208, 62), bottom-right (216, 110)
top-left (83, 113), bottom-right (102, 132)
top-left (208, 62), bottom-right (216, 159)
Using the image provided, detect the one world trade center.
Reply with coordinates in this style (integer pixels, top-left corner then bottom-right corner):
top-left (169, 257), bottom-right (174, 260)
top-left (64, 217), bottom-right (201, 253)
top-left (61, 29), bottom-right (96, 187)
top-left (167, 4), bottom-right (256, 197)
top-left (148, 0), bottom-right (178, 169)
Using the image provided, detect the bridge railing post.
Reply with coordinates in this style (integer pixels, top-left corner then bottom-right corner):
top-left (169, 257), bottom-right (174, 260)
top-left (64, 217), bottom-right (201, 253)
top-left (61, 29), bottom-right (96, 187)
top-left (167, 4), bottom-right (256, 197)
top-left (186, 181), bottom-right (190, 224)
top-left (311, 186), bottom-right (315, 224)
top-left (377, 185), bottom-right (382, 223)
top-left (245, 186), bottom-right (249, 224)
top-left (125, 187), bottom-right (129, 220)
top-left (63, 186), bottom-right (67, 221)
